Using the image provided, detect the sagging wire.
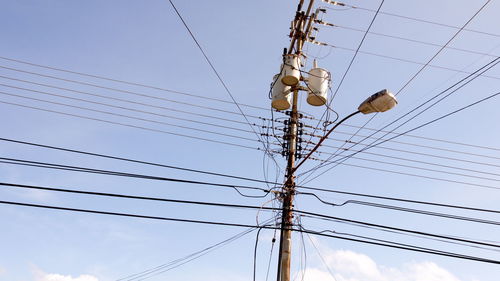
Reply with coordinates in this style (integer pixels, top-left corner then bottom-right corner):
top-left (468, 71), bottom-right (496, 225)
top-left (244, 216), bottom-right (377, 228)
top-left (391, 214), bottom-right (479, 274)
top-left (303, 229), bottom-right (339, 281)
top-left (297, 81), bottom-right (340, 167)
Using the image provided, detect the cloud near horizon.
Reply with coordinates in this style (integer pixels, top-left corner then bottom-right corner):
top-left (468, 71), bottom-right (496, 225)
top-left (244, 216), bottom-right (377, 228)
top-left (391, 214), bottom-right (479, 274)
top-left (302, 249), bottom-right (464, 281)
top-left (36, 273), bottom-right (99, 281)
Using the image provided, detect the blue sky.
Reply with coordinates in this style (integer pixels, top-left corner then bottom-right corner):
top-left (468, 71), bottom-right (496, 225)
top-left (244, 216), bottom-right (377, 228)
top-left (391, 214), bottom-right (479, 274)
top-left (1, 0), bottom-right (500, 281)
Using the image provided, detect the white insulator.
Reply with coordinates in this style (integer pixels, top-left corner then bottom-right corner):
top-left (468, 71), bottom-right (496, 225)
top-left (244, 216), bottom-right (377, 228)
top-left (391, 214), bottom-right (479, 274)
top-left (281, 54), bottom-right (301, 86)
top-left (271, 74), bottom-right (292, 110)
top-left (307, 67), bottom-right (330, 106)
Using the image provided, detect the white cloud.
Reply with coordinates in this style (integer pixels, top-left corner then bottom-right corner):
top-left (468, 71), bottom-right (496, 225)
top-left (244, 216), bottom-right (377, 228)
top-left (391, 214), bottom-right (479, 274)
top-left (36, 272), bottom-right (98, 281)
top-left (302, 249), bottom-right (464, 281)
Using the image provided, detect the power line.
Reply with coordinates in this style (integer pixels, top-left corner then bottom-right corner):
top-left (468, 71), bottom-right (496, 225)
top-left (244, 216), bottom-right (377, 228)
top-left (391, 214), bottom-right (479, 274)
top-left (0, 182), bottom-right (280, 212)
top-left (2, 199), bottom-right (498, 264)
top-left (0, 157), bottom-right (271, 197)
top-left (165, 0), bottom-right (271, 155)
top-left (119, 228), bottom-right (257, 281)
top-left (302, 0), bottom-right (386, 178)
top-left (0, 56), bottom-right (268, 111)
top-left (5, 154), bottom-right (500, 215)
top-left (9, 179), bottom-right (495, 251)
top-left (306, 227), bottom-right (500, 256)
top-left (3, 135), bottom-right (499, 213)
top-left (0, 65), bottom-right (267, 120)
top-left (0, 83), bottom-right (258, 135)
top-left (345, 3), bottom-right (500, 38)
top-left (3, 135), bottom-right (498, 215)
top-left (330, 23), bottom-right (499, 58)
top-left (297, 192), bottom-right (500, 226)
top-left (0, 91), bottom-right (259, 142)
top-left (295, 185), bottom-right (500, 214)
top-left (8, 82), bottom-right (500, 177)
top-left (300, 55), bottom-right (500, 184)
top-left (328, 44), bottom-right (500, 81)
top-left (297, 212), bottom-right (500, 249)
top-left (3, 67), bottom-right (498, 156)
top-left (308, 83), bottom-right (500, 184)
top-left (326, 129), bottom-right (500, 161)
top-left (0, 100), bottom-right (263, 151)
top-left (316, 141), bottom-right (500, 177)
top-left (324, 0), bottom-right (493, 174)
top-left (329, 0), bottom-right (385, 102)
top-left (338, 122), bottom-right (500, 152)
top-left (121, 220), bottom-right (276, 281)
top-left (0, 74), bottom-right (258, 126)
top-left (0, 199), bottom-right (278, 229)
top-left (4, 160), bottom-right (498, 249)
top-left (318, 137), bottom-right (500, 170)
top-left (10, 71), bottom-right (500, 164)
top-left (307, 157), bottom-right (500, 191)
top-left (312, 151), bottom-right (500, 183)
top-left (304, 231), bottom-right (339, 281)
top-left (0, 137), bottom-right (276, 185)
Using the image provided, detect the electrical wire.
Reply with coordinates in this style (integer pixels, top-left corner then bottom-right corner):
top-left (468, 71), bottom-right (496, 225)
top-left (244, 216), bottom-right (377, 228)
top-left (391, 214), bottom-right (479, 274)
top-left (329, 0), bottom-right (385, 102)
top-left (119, 218), bottom-right (276, 281)
top-left (0, 65), bottom-right (265, 120)
top-left (300, 55), bottom-right (500, 183)
top-left (301, 0), bottom-right (386, 164)
top-left (265, 230), bottom-right (277, 281)
top-left (0, 199), bottom-right (280, 229)
top-left (306, 149), bottom-right (500, 183)
top-left (0, 56), bottom-right (268, 111)
top-left (295, 185), bottom-right (500, 214)
top-left (322, 44), bottom-right (500, 81)
top-left (0, 83), bottom-right (258, 134)
top-left (301, 215), bottom-right (500, 253)
top-left (304, 84), bottom-right (500, 185)
top-left (306, 157), bottom-right (500, 191)
top-left (0, 182), bottom-right (280, 212)
top-left (331, 23), bottom-right (499, 58)
top-left (166, 0), bottom-right (277, 160)
top-left (338, 121), bottom-right (500, 153)
top-left (316, 136), bottom-right (500, 170)
top-left (0, 90), bottom-right (261, 142)
top-left (3, 140), bottom-right (500, 215)
top-left (345, 3), bottom-right (500, 38)
top-left (253, 227), bottom-right (264, 281)
top-left (297, 192), bottom-right (500, 226)
top-left (304, 230), bottom-right (339, 281)
top-left (7, 82), bottom-right (500, 176)
top-left (0, 74), bottom-right (258, 126)
top-left (313, 141), bottom-right (500, 177)
top-left (310, 227), bottom-right (500, 256)
top-left (296, 212), bottom-right (500, 248)
top-left (6, 135), bottom-right (496, 214)
top-left (2, 199), bottom-right (498, 264)
top-left (319, 0), bottom-right (494, 175)
top-left (322, 129), bottom-right (500, 161)
top-left (0, 157), bottom-right (271, 197)
top-left (0, 100), bottom-right (264, 151)
top-left (0, 137), bottom-right (278, 185)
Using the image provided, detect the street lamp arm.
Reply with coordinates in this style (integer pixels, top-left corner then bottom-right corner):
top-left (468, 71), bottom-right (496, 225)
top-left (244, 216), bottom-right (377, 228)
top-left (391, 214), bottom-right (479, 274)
top-left (293, 110), bottom-right (361, 172)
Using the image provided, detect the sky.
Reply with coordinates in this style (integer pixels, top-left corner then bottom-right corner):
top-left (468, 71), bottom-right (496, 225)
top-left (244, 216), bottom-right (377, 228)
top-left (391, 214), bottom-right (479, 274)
top-left (1, 0), bottom-right (500, 280)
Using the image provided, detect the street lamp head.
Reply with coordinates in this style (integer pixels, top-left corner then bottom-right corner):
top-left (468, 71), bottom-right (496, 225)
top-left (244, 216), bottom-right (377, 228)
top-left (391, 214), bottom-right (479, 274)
top-left (358, 89), bottom-right (398, 114)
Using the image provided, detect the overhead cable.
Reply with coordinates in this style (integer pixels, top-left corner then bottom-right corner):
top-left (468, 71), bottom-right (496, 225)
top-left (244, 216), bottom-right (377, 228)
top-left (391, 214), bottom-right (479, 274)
top-left (2, 199), bottom-right (498, 265)
top-left (0, 56), bottom-right (267, 110)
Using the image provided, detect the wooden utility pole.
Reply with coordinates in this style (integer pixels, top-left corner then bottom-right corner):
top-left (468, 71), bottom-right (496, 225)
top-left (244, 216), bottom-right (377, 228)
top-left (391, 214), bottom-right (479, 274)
top-left (277, 1), bottom-right (315, 281)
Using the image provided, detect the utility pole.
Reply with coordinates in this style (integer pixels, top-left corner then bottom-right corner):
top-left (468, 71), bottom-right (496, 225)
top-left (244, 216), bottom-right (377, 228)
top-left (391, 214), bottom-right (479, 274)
top-left (271, 2), bottom-right (397, 280)
top-left (276, 1), bottom-right (316, 281)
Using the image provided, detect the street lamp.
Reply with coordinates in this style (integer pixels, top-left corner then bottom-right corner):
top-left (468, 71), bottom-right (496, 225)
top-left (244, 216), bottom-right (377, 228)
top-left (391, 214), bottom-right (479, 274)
top-left (293, 89), bottom-right (397, 171)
